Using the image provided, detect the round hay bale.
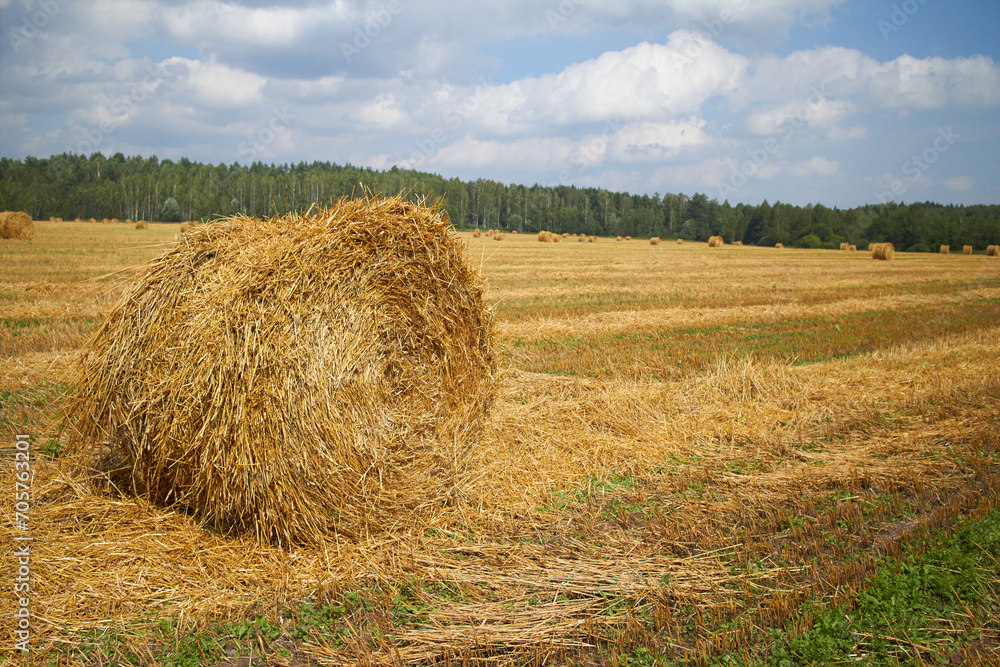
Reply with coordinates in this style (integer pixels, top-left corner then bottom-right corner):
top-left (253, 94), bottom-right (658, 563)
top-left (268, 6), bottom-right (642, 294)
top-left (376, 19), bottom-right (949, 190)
top-left (552, 234), bottom-right (561, 243)
top-left (537, 231), bottom-right (550, 242)
top-left (135, 220), bottom-right (148, 230)
top-left (578, 234), bottom-right (586, 242)
top-left (89, 218), bottom-right (96, 223)
top-left (775, 242), bottom-right (784, 249)
top-left (868, 242), bottom-right (875, 251)
top-left (511, 230), bottom-right (517, 235)
top-left (624, 235), bottom-right (631, 241)
top-left (102, 218), bottom-right (111, 224)
top-left (849, 245), bottom-right (857, 251)
top-left (963, 245), bottom-right (973, 255)
top-left (708, 235), bottom-right (723, 248)
top-left (68, 195), bottom-right (498, 545)
top-left (111, 218), bottom-right (119, 224)
top-left (561, 232), bottom-right (569, 238)
top-left (872, 242), bottom-right (895, 261)
top-left (676, 238), bottom-right (684, 244)
top-left (650, 237), bottom-right (660, 245)
top-left (940, 245), bottom-right (949, 254)
top-left (840, 242), bottom-right (850, 251)
top-left (180, 221), bottom-right (199, 233)
top-left (49, 217), bottom-right (57, 222)
top-left (126, 218), bottom-right (134, 225)
top-left (493, 232), bottom-right (504, 241)
top-left (588, 236), bottom-right (596, 242)
top-left (616, 236), bottom-right (623, 241)
top-left (733, 240), bottom-right (743, 246)
top-left (472, 229), bottom-right (481, 238)
top-left (74, 218), bottom-right (82, 223)
top-left (0, 211), bottom-right (35, 241)
top-left (987, 245), bottom-right (999, 257)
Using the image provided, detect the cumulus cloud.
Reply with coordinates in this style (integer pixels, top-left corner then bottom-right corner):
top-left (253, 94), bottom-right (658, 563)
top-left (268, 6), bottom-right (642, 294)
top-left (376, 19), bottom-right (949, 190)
top-left (945, 175), bottom-right (974, 191)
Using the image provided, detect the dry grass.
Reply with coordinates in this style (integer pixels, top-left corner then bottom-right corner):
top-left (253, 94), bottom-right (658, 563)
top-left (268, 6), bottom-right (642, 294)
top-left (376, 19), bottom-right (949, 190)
top-left (3, 225), bottom-right (1000, 665)
top-left (67, 196), bottom-right (498, 546)
top-left (0, 211), bottom-right (35, 240)
top-left (872, 242), bottom-right (895, 260)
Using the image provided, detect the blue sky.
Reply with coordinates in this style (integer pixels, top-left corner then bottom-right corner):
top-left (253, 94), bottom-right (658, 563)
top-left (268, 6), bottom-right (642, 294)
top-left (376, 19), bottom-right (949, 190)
top-left (1, 0), bottom-right (998, 207)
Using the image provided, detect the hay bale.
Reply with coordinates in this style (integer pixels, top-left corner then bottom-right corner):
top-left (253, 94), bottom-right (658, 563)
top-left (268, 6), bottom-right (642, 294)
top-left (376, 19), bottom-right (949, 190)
top-left (588, 236), bottom-right (596, 242)
top-left (849, 245), bottom-right (857, 252)
top-left (126, 218), bottom-right (134, 225)
top-left (708, 235), bottom-right (724, 248)
top-left (89, 218), bottom-right (96, 223)
top-left (538, 231), bottom-right (550, 242)
top-left (624, 235), bottom-right (631, 241)
top-left (493, 233), bottom-right (504, 241)
top-left (561, 233), bottom-right (569, 238)
top-left (102, 218), bottom-right (111, 224)
top-left (0, 211), bottom-right (35, 240)
top-left (135, 220), bottom-right (148, 230)
top-left (511, 230), bottom-right (517, 235)
top-left (552, 234), bottom-right (561, 243)
top-left (650, 237), bottom-right (660, 245)
top-left (180, 221), bottom-right (199, 233)
top-left (987, 245), bottom-right (999, 257)
top-left (616, 236), bottom-right (623, 241)
top-left (963, 245), bottom-right (973, 255)
top-left (872, 242), bottom-right (895, 260)
top-left (733, 240), bottom-right (743, 246)
top-left (68, 195), bottom-right (498, 546)
top-left (472, 229), bottom-right (481, 238)
top-left (676, 238), bottom-right (684, 244)
top-left (74, 218), bottom-right (82, 223)
top-left (940, 245), bottom-right (950, 254)
top-left (49, 216), bottom-right (57, 222)
top-left (775, 243), bottom-right (784, 249)
top-left (868, 243), bottom-right (875, 251)
top-left (840, 242), bottom-right (850, 251)
top-left (111, 218), bottom-right (120, 224)
top-left (578, 234), bottom-right (586, 242)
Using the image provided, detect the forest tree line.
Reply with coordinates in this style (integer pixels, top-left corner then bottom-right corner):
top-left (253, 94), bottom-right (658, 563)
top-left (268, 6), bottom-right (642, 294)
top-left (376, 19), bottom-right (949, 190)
top-left (2, 152), bottom-right (999, 251)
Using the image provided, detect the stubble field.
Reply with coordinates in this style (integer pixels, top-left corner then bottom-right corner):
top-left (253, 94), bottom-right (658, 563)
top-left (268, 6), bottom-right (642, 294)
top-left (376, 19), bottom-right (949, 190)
top-left (2, 221), bottom-right (1000, 666)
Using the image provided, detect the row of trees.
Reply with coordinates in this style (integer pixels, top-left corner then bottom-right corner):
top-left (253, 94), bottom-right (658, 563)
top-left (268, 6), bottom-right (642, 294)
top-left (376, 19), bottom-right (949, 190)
top-left (2, 152), bottom-right (998, 251)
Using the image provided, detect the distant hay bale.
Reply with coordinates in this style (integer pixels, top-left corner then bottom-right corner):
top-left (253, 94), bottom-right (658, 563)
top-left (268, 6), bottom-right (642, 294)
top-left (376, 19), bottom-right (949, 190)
top-left (472, 229), bottom-right (481, 238)
top-left (126, 218), bottom-right (134, 225)
top-left (511, 230), bottom-right (517, 235)
top-left (493, 233), bottom-right (504, 241)
top-left (135, 220), bottom-right (148, 230)
top-left (88, 218), bottom-right (96, 223)
top-left (868, 243), bottom-right (875, 251)
top-left (552, 234), bottom-right (561, 243)
top-left (625, 235), bottom-right (631, 241)
top-left (616, 236), bottom-right (623, 241)
top-left (561, 233), bottom-right (569, 238)
top-left (49, 217), bottom-right (57, 222)
top-left (840, 242), bottom-right (850, 251)
top-left (578, 234), bottom-right (586, 242)
top-left (963, 245), bottom-right (973, 255)
top-left (68, 195), bottom-right (498, 546)
top-left (588, 236), bottom-right (596, 242)
top-left (733, 240), bottom-right (743, 246)
top-left (0, 211), bottom-right (35, 241)
top-left (538, 231), bottom-right (550, 242)
top-left (987, 245), bottom-right (999, 257)
top-left (650, 237), bottom-right (660, 245)
top-left (74, 218), bottom-right (82, 223)
top-left (111, 218), bottom-right (119, 224)
top-left (775, 243), bottom-right (784, 249)
top-left (102, 218), bottom-right (111, 224)
top-left (708, 235), bottom-right (724, 248)
top-left (940, 245), bottom-right (949, 254)
top-left (849, 245), bottom-right (857, 251)
top-left (872, 242), bottom-right (895, 261)
top-left (180, 221), bottom-right (199, 233)
top-left (676, 238), bottom-right (683, 244)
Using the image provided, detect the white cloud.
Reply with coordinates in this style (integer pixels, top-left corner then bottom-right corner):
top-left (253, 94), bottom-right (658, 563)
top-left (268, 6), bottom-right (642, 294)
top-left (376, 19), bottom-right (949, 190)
top-left (945, 175), bottom-right (974, 191)
top-left (787, 156), bottom-right (839, 178)
top-left (165, 58), bottom-right (266, 109)
top-left (607, 118), bottom-right (710, 162)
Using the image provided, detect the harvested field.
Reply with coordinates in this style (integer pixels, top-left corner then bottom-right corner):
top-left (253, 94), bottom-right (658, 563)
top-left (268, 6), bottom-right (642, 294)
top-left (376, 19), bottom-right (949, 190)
top-left (3, 224), bottom-right (1000, 665)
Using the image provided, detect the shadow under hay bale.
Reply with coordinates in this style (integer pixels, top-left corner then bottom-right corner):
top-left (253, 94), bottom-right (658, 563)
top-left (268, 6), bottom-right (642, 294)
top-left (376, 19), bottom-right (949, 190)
top-left (0, 211), bottom-right (35, 240)
top-left (68, 195), bottom-right (498, 546)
